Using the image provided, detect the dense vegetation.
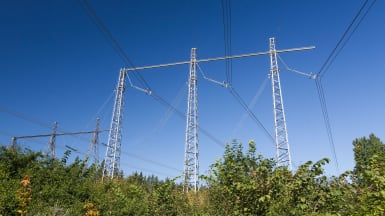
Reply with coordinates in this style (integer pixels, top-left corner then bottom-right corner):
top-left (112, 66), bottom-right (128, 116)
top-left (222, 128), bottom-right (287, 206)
top-left (1, 134), bottom-right (385, 215)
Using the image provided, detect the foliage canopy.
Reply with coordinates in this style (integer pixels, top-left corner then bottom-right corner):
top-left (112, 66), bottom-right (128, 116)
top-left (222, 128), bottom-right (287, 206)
top-left (1, 134), bottom-right (385, 215)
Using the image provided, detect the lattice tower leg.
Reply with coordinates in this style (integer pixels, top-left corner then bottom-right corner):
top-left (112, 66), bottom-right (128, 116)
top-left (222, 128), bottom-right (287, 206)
top-left (49, 121), bottom-right (58, 158)
top-left (269, 37), bottom-right (292, 169)
top-left (103, 69), bottom-right (126, 179)
top-left (87, 118), bottom-right (100, 164)
top-left (183, 48), bottom-right (199, 192)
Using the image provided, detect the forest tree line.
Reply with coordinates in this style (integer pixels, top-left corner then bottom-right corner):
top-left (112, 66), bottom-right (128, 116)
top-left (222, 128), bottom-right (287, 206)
top-left (1, 134), bottom-right (385, 215)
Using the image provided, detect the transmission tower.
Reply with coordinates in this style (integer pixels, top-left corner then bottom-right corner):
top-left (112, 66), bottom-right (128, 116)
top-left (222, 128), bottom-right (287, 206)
top-left (269, 37), bottom-right (292, 169)
top-left (183, 48), bottom-right (199, 192)
top-left (48, 121), bottom-right (58, 158)
top-left (87, 118), bottom-right (100, 164)
top-left (103, 69), bottom-right (126, 179)
top-left (105, 41), bottom-right (312, 182)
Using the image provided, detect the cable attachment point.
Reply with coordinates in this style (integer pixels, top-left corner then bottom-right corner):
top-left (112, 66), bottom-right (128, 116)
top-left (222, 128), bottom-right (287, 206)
top-left (127, 73), bottom-right (152, 95)
top-left (197, 63), bottom-right (229, 88)
top-left (277, 54), bottom-right (316, 79)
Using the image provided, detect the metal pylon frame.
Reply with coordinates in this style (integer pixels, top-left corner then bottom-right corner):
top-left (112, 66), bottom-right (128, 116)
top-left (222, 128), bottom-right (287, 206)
top-left (87, 118), bottom-right (100, 164)
top-left (49, 121), bottom-right (58, 158)
top-left (183, 48), bottom-right (199, 192)
top-left (103, 69), bottom-right (126, 179)
top-left (269, 37), bottom-right (292, 169)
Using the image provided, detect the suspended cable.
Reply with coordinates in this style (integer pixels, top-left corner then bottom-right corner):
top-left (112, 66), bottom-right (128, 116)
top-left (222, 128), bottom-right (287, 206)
top-left (320, 0), bottom-right (377, 78)
top-left (100, 142), bottom-right (182, 172)
top-left (137, 83), bottom-right (185, 147)
top-left (80, 0), bottom-right (150, 90)
top-left (277, 54), bottom-right (316, 79)
top-left (0, 107), bottom-right (87, 144)
top-left (317, 0), bottom-right (376, 79)
top-left (0, 107), bottom-right (52, 129)
top-left (123, 47), bottom-right (315, 72)
top-left (197, 63), bottom-right (228, 87)
top-left (80, 0), bottom-right (224, 148)
top-left (0, 130), bottom-right (14, 138)
top-left (85, 90), bottom-right (115, 128)
top-left (313, 0), bottom-right (376, 175)
top-left (150, 91), bottom-right (225, 148)
top-left (156, 84), bottom-right (186, 132)
top-left (221, 0), bottom-right (233, 85)
top-left (27, 136), bottom-right (176, 177)
top-left (1, 106), bottom-right (103, 147)
top-left (122, 152), bottom-right (183, 173)
top-left (196, 62), bottom-right (273, 143)
top-left (227, 0), bottom-right (233, 84)
top-left (315, 79), bottom-right (339, 174)
top-left (1, 130), bottom-right (47, 148)
top-left (227, 87), bottom-right (275, 143)
top-left (126, 73), bottom-right (152, 94)
top-left (197, 63), bottom-right (273, 144)
top-left (232, 77), bottom-right (269, 136)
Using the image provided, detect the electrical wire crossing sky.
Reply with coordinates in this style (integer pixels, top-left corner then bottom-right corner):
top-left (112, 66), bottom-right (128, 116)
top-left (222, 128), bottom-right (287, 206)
top-left (0, 0), bottom-right (384, 179)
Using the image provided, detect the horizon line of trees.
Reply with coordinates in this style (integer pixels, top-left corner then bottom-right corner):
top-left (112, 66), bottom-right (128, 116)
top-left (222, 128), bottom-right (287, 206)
top-left (1, 133), bottom-right (385, 215)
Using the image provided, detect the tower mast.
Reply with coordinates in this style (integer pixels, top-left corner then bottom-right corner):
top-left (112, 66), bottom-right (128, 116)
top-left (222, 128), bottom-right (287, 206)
top-left (103, 69), bottom-right (126, 179)
top-left (87, 118), bottom-right (100, 164)
top-left (183, 48), bottom-right (199, 192)
top-left (49, 121), bottom-right (58, 158)
top-left (269, 37), bottom-right (292, 169)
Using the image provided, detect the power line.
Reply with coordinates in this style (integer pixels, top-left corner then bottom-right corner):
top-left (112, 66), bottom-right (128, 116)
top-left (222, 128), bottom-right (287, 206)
top-left (313, 0), bottom-right (376, 175)
top-left (221, 0), bottom-right (233, 85)
top-left (11, 130), bottom-right (109, 140)
top-left (81, 1), bottom-right (220, 179)
top-left (80, 0), bottom-right (224, 148)
top-left (320, 0), bottom-right (377, 78)
top-left (0, 106), bottom-right (99, 145)
top-left (122, 46), bottom-right (314, 148)
top-left (196, 62), bottom-right (274, 143)
top-left (100, 142), bottom-right (182, 173)
top-left (277, 54), bottom-right (316, 79)
top-left (123, 152), bottom-right (182, 173)
top-left (315, 79), bottom-right (339, 174)
top-left (232, 77), bottom-right (269, 137)
top-left (150, 91), bottom-right (225, 148)
top-left (79, 0), bottom-right (150, 89)
top-left (85, 90), bottom-right (115, 129)
top-left (0, 107), bottom-right (52, 129)
top-left (123, 47), bottom-right (315, 71)
top-left (137, 84), bottom-right (185, 146)
top-left (317, 0), bottom-right (376, 79)
top-left (0, 108), bottom-right (105, 158)
top-left (228, 87), bottom-right (275, 143)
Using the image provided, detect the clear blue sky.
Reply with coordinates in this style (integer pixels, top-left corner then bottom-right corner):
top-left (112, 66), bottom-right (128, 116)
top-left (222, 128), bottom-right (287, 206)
top-left (1, 0), bottom-right (384, 179)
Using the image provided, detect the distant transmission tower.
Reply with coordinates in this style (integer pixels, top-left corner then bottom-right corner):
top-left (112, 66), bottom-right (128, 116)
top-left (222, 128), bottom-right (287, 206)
top-left (49, 121), bottom-right (58, 158)
top-left (87, 118), bottom-right (100, 164)
top-left (183, 48), bottom-right (199, 192)
top-left (269, 37), bottom-right (292, 169)
top-left (103, 69), bottom-right (126, 179)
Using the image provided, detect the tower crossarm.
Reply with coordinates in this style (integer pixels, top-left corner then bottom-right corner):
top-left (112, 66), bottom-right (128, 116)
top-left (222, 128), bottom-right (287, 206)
top-left (122, 47), bottom-right (315, 72)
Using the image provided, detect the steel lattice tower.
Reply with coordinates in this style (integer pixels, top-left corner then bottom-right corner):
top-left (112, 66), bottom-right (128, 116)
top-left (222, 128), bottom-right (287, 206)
top-left (103, 69), bottom-right (126, 179)
top-left (183, 48), bottom-right (199, 192)
top-left (87, 118), bottom-right (100, 164)
top-left (49, 121), bottom-right (58, 158)
top-left (269, 38), bottom-right (292, 169)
